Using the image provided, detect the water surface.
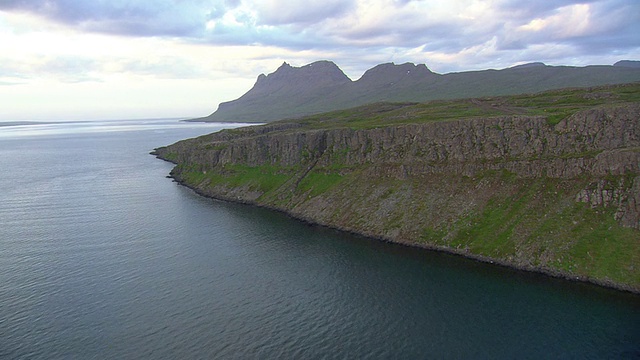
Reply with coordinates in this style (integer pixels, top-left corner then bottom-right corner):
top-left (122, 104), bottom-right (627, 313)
top-left (0, 119), bottom-right (638, 359)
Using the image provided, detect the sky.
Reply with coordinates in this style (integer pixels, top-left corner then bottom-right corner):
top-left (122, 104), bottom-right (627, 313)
top-left (1, 0), bottom-right (639, 121)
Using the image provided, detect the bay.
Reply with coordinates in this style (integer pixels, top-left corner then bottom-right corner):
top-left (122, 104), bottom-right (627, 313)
top-left (0, 119), bottom-right (638, 359)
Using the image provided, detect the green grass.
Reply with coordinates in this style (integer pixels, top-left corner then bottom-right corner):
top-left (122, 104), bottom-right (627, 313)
top-left (161, 152), bottom-right (179, 162)
top-left (181, 163), bottom-right (348, 199)
top-left (276, 82), bottom-right (640, 130)
top-left (447, 182), bottom-right (535, 257)
top-left (563, 205), bottom-right (640, 285)
top-left (181, 164), bottom-right (293, 194)
top-left (224, 164), bottom-right (292, 193)
top-left (296, 170), bottom-right (345, 197)
top-left (421, 175), bottom-right (640, 286)
top-left (182, 168), bottom-right (210, 185)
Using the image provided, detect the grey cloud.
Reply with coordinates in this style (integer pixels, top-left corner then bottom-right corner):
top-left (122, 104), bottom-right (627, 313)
top-left (497, 0), bottom-right (600, 20)
top-left (495, 0), bottom-right (640, 52)
top-left (206, 0), bottom-right (242, 20)
top-left (203, 21), bottom-right (328, 51)
top-left (255, 0), bottom-right (356, 26)
top-left (0, 0), bottom-right (224, 37)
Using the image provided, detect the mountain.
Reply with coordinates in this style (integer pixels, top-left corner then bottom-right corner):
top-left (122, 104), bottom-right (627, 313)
top-left (208, 61), bottom-right (350, 123)
top-left (194, 60), bottom-right (640, 123)
top-left (614, 60), bottom-right (640, 68)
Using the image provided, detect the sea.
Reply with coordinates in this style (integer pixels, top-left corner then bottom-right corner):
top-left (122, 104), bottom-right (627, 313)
top-left (0, 118), bottom-right (638, 359)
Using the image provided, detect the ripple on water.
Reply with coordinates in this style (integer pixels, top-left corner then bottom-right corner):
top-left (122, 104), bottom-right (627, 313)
top-left (0, 120), bottom-right (638, 359)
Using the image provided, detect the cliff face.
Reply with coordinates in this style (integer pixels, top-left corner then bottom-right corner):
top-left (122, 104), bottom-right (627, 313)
top-left (156, 103), bottom-right (640, 292)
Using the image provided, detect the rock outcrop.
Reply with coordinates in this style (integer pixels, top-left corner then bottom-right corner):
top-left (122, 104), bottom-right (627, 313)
top-left (156, 101), bottom-right (640, 292)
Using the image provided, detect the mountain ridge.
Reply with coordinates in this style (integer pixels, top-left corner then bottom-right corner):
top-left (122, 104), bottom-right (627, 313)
top-left (194, 60), bottom-right (640, 123)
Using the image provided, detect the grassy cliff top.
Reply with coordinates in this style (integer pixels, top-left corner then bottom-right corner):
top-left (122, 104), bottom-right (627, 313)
top-left (279, 82), bottom-right (640, 130)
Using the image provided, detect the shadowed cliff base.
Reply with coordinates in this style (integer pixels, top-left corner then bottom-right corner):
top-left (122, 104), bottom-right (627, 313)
top-left (155, 83), bottom-right (640, 293)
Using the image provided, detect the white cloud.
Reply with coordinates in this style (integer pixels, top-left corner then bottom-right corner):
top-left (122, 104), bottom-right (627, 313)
top-left (517, 4), bottom-right (591, 39)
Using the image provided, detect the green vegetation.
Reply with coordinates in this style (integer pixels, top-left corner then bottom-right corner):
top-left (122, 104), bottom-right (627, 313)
top-left (282, 82), bottom-right (640, 130)
top-left (422, 176), bottom-right (639, 287)
top-left (297, 170), bottom-right (344, 197)
top-left (160, 152), bottom-right (179, 162)
top-left (180, 164), bottom-right (294, 194)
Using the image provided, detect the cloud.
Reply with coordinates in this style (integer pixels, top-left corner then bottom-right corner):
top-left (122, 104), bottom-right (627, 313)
top-left (1, 0), bottom-right (639, 121)
top-left (0, 0), bottom-right (214, 37)
top-left (1, 1), bottom-right (639, 79)
top-left (252, 0), bottom-right (355, 26)
top-left (493, 0), bottom-right (640, 64)
top-left (2, 0), bottom-right (639, 62)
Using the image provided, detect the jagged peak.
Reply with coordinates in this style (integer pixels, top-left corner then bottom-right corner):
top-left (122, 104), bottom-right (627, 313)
top-left (246, 60), bottom-right (350, 96)
top-left (270, 60), bottom-right (341, 74)
top-left (254, 60), bottom-right (349, 86)
top-left (256, 73), bottom-right (267, 83)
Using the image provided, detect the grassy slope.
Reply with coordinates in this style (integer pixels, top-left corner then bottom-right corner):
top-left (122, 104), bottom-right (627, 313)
top-left (165, 83), bottom-right (640, 291)
top-left (290, 82), bottom-right (640, 129)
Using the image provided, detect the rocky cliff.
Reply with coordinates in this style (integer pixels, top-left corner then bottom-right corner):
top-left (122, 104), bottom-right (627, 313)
top-left (156, 89), bottom-right (640, 292)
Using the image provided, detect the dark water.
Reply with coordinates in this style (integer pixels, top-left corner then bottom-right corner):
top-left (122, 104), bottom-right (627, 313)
top-left (0, 119), bottom-right (638, 359)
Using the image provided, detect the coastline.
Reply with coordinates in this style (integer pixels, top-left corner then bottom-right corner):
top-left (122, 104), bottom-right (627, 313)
top-left (150, 92), bottom-right (640, 296)
top-left (157, 158), bottom-right (639, 295)
top-left (0, 121), bottom-right (49, 127)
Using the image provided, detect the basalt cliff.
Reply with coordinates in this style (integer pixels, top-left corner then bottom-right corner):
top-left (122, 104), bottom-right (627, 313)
top-left (156, 84), bottom-right (640, 292)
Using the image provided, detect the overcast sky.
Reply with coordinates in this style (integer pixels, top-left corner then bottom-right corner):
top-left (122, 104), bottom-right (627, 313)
top-left (1, 0), bottom-right (639, 121)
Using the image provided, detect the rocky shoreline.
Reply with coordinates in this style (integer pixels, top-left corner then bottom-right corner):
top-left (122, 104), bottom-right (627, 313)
top-left (153, 97), bottom-right (640, 294)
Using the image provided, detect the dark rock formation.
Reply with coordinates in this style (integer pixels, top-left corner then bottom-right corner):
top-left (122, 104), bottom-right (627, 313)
top-left (156, 100), bottom-right (640, 292)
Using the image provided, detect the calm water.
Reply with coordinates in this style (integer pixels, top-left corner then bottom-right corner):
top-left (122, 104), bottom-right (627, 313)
top-left (0, 119), bottom-right (638, 359)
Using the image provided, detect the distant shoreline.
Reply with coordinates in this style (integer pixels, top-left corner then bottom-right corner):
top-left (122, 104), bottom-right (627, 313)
top-left (0, 121), bottom-right (49, 127)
